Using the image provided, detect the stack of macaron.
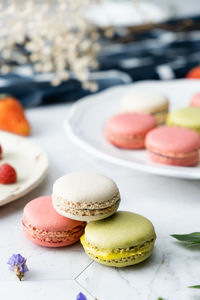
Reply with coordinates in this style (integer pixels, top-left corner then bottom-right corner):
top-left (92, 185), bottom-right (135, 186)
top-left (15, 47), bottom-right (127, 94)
top-left (105, 90), bottom-right (200, 167)
top-left (22, 171), bottom-right (156, 267)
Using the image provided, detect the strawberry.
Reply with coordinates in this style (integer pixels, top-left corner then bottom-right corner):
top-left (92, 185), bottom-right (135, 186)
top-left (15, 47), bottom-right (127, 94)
top-left (0, 163), bottom-right (17, 184)
top-left (0, 94), bottom-right (31, 136)
top-left (0, 144), bottom-right (2, 159)
top-left (186, 66), bottom-right (200, 79)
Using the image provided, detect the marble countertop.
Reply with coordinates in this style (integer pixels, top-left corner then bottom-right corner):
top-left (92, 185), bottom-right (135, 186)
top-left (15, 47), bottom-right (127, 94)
top-left (1, 102), bottom-right (200, 300)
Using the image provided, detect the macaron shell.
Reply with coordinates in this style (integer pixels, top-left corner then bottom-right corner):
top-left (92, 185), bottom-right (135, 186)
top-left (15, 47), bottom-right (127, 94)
top-left (84, 211), bottom-right (156, 250)
top-left (53, 172), bottom-right (119, 204)
top-left (23, 196), bottom-right (84, 231)
top-left (22, 226), bottom-right (84, 247)
top-left (147, 150), bottom-right (199, 166)
top-left (105, 113), bottom-right (157, 136)
top-left (120, 91), bottom-right (169, 113)
top-left (105, 133), bottom-right (145, 149)
top-left (167, 107), bottom-right (200, 133)
top-left (145, 126), bottom-right (200, 154)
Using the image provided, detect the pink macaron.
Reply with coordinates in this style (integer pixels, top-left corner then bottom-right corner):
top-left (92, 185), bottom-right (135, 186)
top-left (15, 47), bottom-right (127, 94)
top-left (22, 196), bottom-right (86, 247)
top-left (190, 93), bottom-right (200, 107)
top-left (145, 126), bottom-right (200, 166)
top-left (105, 113), bottom-right (157, 149)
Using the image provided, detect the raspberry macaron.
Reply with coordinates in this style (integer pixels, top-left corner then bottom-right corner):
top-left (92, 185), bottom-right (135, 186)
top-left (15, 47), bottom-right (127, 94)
top-left (105, 113), bottom-right (157, 149)
top-left (22, 196), bottom-right (86, 247)
top-left (145, 126), bottom-right (200, 166)
top-left (190, 93), bottom-right (200, 107)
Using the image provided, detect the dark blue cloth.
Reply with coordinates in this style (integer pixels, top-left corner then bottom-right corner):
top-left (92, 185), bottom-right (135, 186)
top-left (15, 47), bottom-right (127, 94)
top-left (0, 72), bottom-right (131, 107)
top-left (98, 15), bottom-right (200, 81)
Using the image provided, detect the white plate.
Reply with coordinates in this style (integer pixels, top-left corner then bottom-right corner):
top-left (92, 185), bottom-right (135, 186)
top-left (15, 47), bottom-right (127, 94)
top-left (65, 79), bottom-right (200, 179)
top-left (0, 131), bottom-right (48, 205)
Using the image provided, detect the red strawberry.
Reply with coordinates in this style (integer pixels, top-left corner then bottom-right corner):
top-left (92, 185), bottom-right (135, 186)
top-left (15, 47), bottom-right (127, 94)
top-left (186, 66), bottom-right (200, 79)
top-left (0, 145), bottom-right (2, 159)
top-left (0, 163), bottom-right (17, 184)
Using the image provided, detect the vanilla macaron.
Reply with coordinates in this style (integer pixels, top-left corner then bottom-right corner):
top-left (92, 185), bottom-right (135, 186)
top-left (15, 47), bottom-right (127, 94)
top-left (52, 172), bottom-right (120, 222)
top-left (120, 91), bottom-right (169, 125)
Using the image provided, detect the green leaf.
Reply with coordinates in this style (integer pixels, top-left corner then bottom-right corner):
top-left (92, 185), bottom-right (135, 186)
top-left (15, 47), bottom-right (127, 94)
top-left (157, 298), bottom-right (164, 300)
top-left (189, 285), bottom-right (200, 289)
top-left (171, 232), bottom-right (200, 244)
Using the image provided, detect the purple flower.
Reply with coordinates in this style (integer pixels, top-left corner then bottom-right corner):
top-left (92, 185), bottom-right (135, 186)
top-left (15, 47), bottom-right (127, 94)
top-left (76, 292), bottom-right (87, 300)
top-left (7, 254), bottom-right (28, 281)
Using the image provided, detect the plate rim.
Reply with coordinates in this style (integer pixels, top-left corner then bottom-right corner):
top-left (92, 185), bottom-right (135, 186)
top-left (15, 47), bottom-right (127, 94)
top-left (64, 79), bottom-right (200, 180)
top-left (0, 131), bottom-right (49, 206)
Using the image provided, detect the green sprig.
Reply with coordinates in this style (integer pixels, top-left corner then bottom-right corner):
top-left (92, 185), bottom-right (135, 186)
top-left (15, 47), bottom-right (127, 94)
top-left (189, 285), bottom-right (200, 289)
top-left (171, 232), bottom-right (200, 245)
top-left (171, 233), bottom-right (200, 289)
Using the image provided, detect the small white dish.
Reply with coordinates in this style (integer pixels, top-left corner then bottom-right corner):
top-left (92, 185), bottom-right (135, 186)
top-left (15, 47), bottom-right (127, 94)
top-left (0, 131), bottom-right (48, 206)
top-left (64, 79), bottom-right (200, 180)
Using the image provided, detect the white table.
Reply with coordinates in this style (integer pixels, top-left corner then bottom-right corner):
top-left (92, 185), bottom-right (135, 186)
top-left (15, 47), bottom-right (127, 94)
top-left (1, 102), bottom-right (200, 300)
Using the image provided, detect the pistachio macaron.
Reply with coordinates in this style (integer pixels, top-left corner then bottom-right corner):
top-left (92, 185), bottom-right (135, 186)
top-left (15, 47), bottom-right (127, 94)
top-left (52, 172), bottom-right (120, 222)
top-left (80, 211), bottom-right (156, 267)
top-left (167, 107), bottom-right (200, 134)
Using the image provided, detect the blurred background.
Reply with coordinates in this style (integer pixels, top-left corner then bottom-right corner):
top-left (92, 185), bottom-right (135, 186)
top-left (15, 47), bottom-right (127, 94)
top-left (0, 0), bottom-right (199, 107)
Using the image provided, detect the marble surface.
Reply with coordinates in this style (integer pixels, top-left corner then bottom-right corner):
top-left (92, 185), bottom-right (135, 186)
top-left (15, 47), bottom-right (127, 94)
top-left (1, 103), bottom-right (200, 300)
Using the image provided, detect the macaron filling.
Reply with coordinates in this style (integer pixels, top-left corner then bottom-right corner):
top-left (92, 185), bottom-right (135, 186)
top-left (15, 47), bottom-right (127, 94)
top-left (81, 234), bottom-right (155, 263)
top-left (151, 110), bottom-right (168, 124)
top-left (22, 218), bottom-right (85, 243)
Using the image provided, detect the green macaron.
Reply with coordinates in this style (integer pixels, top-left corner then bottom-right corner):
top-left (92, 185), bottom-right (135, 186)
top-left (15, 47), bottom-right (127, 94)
top-left (167, 107), bottom-right (200, 133)
top-left (80, 211), bottom-right (156, 267)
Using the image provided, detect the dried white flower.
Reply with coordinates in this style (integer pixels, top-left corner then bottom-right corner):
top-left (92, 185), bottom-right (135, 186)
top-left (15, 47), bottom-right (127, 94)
top-left (0, 0), bottom-right (101, 89)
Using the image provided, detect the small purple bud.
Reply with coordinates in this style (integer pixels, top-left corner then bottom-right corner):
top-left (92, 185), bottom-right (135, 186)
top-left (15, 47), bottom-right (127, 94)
top-left (76, 292), bottom-right (87, 300)
top-left (7, 254), bottom-right (28, 281)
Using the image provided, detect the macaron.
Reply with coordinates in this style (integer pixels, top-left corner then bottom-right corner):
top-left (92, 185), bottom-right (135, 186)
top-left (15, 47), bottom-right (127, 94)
top-left (167, 107), bottom-right (200, 134)
top-left (105, 113), bottom-right (157, 149)
top-left (22, 196), bottom-right (86, 247)
top-left (120, 91), bottom-right (169, 125)
top-left (52, 172), bottom-right (120, 222)
top-left (80, 211), bottom-right (156, 267)
top-left (190, 93), bottom-right (200, 107)
top-left (145, 126), bottom-right (200, 166)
